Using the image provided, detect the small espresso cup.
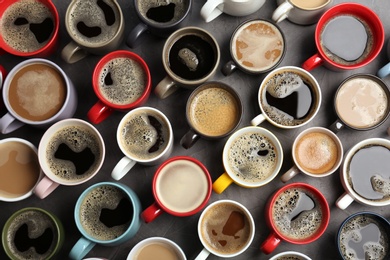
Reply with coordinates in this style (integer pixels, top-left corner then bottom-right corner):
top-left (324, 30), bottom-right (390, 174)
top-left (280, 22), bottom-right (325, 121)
top-left (154, 26), bottom-right (220, 99)
top-left (213, 126), bottom-right (283, 194)
top-left (336, 138), bottom-right (390, 210)
top-left (302, 3), bottom-right (384, 72)
top-left (329, 74), bottom-right (390, 133)
top-left (34, 118), bottom-right (105, 199)
top-left (222, 19), bottom-right (286, 76)
top-left (61, 0), bottom-right (125, 64)
top-left (111, 107), bottom-right (174, 181)
top-left (126, 0), bottom-right (192, 48)
top-left (260, 182), bottom-right (330, 254)
top-left (377, 39), bottom-right (390, 78)
top-left (2, 207), bottom-right (65, 260)
top-left (0, 0), bottom-right (59, 57)
top-left (270, 251), bottom-right (312, 260)
top-left (200, 0), bottom-right (265, 23)
top-left (69, 182), bottom-right (142, 260)
top-left (195, 199), bottom-right (255, 259)
top-left (251, 66), bottom-right (321, 129)
top-left (0, 138), bottom-right (42, 202)
top-left (87, 50), bottom-right (152, 124)
top-left (127, 237), bottom-right (187, 260)
top-left (272, 0), bottom-right (332, 25)
top-left (141, 156), bottom-right (212, 223)
top-left (180, 81), bottom-right (243, 149)
top-left (337, 211), bottom-right (390, 260)
top-left (280, 127), bottom-right (343, 182)
top-left (0, 58), bottom-right (77, 134)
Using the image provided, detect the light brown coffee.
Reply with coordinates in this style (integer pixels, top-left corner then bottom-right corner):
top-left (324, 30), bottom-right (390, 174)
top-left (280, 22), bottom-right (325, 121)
top-left (290, 0), bottom-right (329, 9)
top-left (0, 141), bottom-right (40, 198)
top-left (135, 242), bottom-right (181, 260)
top-left (8, 63), bottom-right (66, 122)
top-left (295, 132), bottom-right (339, 174)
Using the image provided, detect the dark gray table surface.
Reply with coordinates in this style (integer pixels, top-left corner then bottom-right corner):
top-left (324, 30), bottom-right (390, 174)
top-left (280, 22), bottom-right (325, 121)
top-left (1, 0), bottom-right (390, 259)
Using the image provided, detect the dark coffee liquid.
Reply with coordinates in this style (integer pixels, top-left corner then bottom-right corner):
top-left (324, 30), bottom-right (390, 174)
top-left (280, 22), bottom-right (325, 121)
top-left (147, 116), bottom-right (164, 153)
top-left (99, 198), bottom-right (133, 228)
top-left (97, 0), bottom-right (116, 26)
top-left (169, 35), bottom-right (216, 80)
top-left (146, 3), bottom-right (176, 23)
top-left (54, 143), bottom-right (95, 175)
top-left (14, 224), bottom-right (54, 255)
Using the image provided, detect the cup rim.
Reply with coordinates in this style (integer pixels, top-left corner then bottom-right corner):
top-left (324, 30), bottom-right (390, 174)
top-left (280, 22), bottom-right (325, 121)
top-left (152, 156), bottom-right (212, 217)
top-left (287, 0), bottom-right (332, 11)
top-left (269, 250), bottom-right (312, 260)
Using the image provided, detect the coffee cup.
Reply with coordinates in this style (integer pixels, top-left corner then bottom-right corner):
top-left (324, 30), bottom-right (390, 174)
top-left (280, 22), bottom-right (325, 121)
top-left (222, 19), bottom-right (286, 76)
top-left (0, 58), bottom-right (77, 134)
top-left (141, 156), bottom-right (212, 223)
top-left (180, 81), bottom-right (243, 149)
top-left (111, 106), bottom-right (173, 181)
top-left (69, 182), bottom-right (142, 260)
top-left (329, 74), bottom-right (390, 133)
top-left (200, 0), bottom-right (265, 23)
top-left (280, 127), bottom-right (343, 182)
top-left (0, 138), bottom-right (42, 202)
top-left (213, 126), bottom-right (283, 194)
top-left (126, 237), bottom-right (187, 260)
top-left (336, 138), bottom-right (390, 210)
top-left (251, 66), bottom-right (321, 129)
top-left (2, 207), bottom-right (65, 260)
top-left (61, 0), bottom-right (125, 64)
top-left (194, 199), bottom-right (255, 259)
top-left (302, 3), bottom-right (384, 71)
top-left (260, 182), bottom-right (330, 254)
top-left (33, 118), bottom-right (105, 199)
top-left (377, 39), bottom-right (390, 79)
top-left (272, 0), bottom-right (332, 25)
top-left (337, 211), bottom-right (390, 260)
top-left (86, 50), bottom-right (152, 124)
top-left (269, 251), bottom-right (312, 260)
top-left (0, 65), bottom-right (7, 111)
top-left (126, 0), bottom-right (192, 48)
top-left (154, 26), bottom-right (220, 99)
top-left (0, 0), bottom-right (59, 57)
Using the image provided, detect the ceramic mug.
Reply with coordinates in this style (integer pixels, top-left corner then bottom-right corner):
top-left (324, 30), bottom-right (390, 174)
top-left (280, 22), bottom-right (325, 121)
top-left (377, 39), bottom-right (390, 78)
top-left (127, 237), bottom-right (187, 260)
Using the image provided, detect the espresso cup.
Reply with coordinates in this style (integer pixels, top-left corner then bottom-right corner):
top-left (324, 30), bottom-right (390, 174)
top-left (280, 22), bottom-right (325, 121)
top-left (269, 251), bottom-right (312, 260)
top-left (141, 156), bottom-right (212, 223)
top-left (126, 0), bottom-right (192, 48)
top-left (126, 237), bottom-right (187, 260)
top-left (280, 127), bottom-right (343, 182)
top-left (69, 182), bottom-right (142, 260)
top-left (337, 211), bottom-right (390, 260)
top-left (251, 66), bottom-right (321, 129)
top-left (61, 0), bottom-right (125, 64)
top-left (111, 106), bottom-right (173, 181)
top-left (2, 207), bottom-right (65, 260)
top-left (33, 118), bottom-right (105, 199)
top-left (302, 3), bottom-right (384, 71)
top-left (329, 74), bottom-right (390, 133)
top-left (180, 81), bottom-right (243, 149)
top-left (272, 0), bottom-right (332, 25)
top-left (194, 199), bottom-right (255, 259)
top-left (213, 126), bottom-right (283, 194)
top-left (154, 26), bottom-right (220, 99)
top-left (0, 58), bottom-right (77, 134)
top-left (87, 50), bottom-right (152, 124)
top-left (222, 19), bottom-right (286, 76)
top-left (261, 182), bottom-right (330, 254)
top-left (377, 39), bottom-right (390, 78)
top-left (200, 0), bottom-right (265, 23)
top-left (336, 138), bottom-right (390, 210)
top-left (0, 0), bottom-right (59, 57)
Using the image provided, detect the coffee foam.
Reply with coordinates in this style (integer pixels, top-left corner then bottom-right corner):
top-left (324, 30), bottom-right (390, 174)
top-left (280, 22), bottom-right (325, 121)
top-left (137, 0), bottom-right (188, 24)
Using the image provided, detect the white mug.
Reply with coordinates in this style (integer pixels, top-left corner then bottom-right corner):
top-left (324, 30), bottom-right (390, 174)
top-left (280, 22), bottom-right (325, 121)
top-left (270, 251), bottom-right (312, 260)
top-left (127, 237), bottom-right (186, 260)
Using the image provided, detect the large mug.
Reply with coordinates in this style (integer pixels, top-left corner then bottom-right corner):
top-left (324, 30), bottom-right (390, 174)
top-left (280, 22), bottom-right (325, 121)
top-left (378, 39), bottom-right (390, 78)
top-left (127, 237), bottom-right (187, 260)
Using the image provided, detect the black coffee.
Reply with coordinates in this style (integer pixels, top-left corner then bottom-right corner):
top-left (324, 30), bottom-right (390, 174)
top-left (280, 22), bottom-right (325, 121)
top-left (168, 34), bottom-right (216, 80)
top-left (138, 0), bottom-right (188, 24)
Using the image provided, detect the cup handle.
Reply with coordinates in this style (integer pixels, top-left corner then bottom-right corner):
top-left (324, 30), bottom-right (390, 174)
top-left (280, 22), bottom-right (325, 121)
top-left (329, 119), bottom-right (344, 134)
top-left (111, 156), bottom-right (137, 181)
top-left (61, 41), bottom-right (89, 64)
top-left (194, 248), bottom-right (211, 260)
top-left (377, 62), bottom-right (390, 78)
top-left (336, 192), bottom-right (355, 210)
top-left (272, 2), bottom-right (294, 23)
top-left (200, 0), bottom-right (224, 23)
top-left (33, 176), bottom-right (60, 199)
top-left (87, 101), bottom-right (113, 125)
top-left (221, 60), bottom-right (237, 76)
top-left (260, 232), bottom-right (282, 255)
top-left (141, 202), bottom-right (163, 223)
top-left (0, 113), bottom-right (25, 134)
top-left (69, 237), bottom-right (96, 260)
top-left (251, 114), bottom-right (266, 126)
top-left (154, 75), bottom-right (179, 99)
top-left (280, 165), bottom-right (299, 183)
top-left (212, 172), bottom-right (234, 194)
top-left (180, 129), bottom-right (200, 149)
top-left (0, 64), bottom-right (6, 78)
top-left (126, 23), bottom-right (148, 48)
top-left (302, 53), bottom-right (323, 71)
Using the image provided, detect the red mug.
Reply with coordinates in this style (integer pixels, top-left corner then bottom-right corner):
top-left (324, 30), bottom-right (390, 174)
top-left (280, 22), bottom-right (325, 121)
top-left (302, 3), bottom-right (384, 72)
top-left (260, 182), bottom-right (330, 254)
top-left (87, 50), bottom-right (151, 124)
top-left (141, 156), bottom-right (212, 223)
top-left (0, 0), bottom-right (59, 57)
